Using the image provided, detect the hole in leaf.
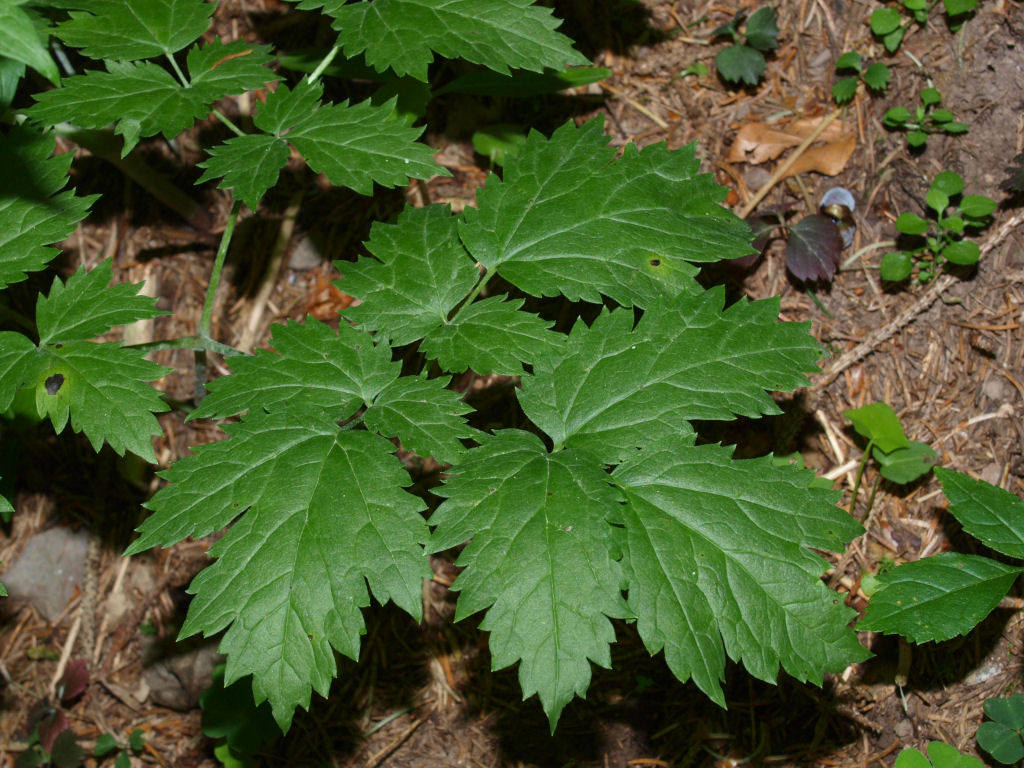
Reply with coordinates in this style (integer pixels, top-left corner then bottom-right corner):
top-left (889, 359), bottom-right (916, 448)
top-left (45, 373), bottom-right (65, 395)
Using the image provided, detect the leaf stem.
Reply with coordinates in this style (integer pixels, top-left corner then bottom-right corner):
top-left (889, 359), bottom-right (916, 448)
top-left (200, 200), bottom-right (242, 340)
top-left (124, 335), bottom-right (245, 358)
top-left (447, 269), bottom-right (490, 325)
top-left (212, 109), bottom-right (247, 138)
top-left (848, 440), bottom-right (873, 518)
top-left (307, 44), bottom-right (342, 84)
top-left (164, 53), bottom-right (190, 88)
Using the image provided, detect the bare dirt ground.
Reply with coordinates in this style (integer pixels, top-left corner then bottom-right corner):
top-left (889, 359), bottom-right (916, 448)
top-left (3, 0), bottom-right (1024, 766)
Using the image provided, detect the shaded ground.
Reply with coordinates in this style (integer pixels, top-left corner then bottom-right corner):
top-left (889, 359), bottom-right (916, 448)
top-left (3, 0), bottom-right (1024, 766)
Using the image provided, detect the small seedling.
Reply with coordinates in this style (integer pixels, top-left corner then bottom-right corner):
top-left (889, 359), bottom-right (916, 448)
top-left (880, 170), bottom-right (996, 283)
top-left (883, 87), bottom-right (969, 148)
top-left (845, 402), bottom-right (937, 498)
top-left (712, 7), bottom-right (780, 86)
top-left (95, 729), bottom-right (146, 768)
top-left (871, 0), bottom-right (979, 52)
top-left (832, 51), bottom-right (890, 104)
top-left (859, 468), bottom-right (1024, 643)
top-left (745, 188), bottom-right (854, 282)
top-left (978, 694), bottom-right (1024, 764)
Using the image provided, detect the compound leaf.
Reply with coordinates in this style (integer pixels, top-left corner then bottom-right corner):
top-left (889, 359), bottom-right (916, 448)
top-left (131, 413), bottom-right (430, 730)
top-left (0, 3), bottom-right (59, 83)
top-left (0, 126), bottom-right (96, 289)
top-left (53, 0), bottom-right (213, 61)
top-left (519, 288), bottom-right (821, 464)
top-left (339, 205), bottom-right (479, 344)
top-left (421, 295), bottom-right (566, 375)
top-left (615, 440), bottom-right (865, 702)
top-left (28, 41), bottom-right (277, 155)
top-left (363, 376), bottom-right (475, 463)
top-left (429, 430), bottom-right (630, 730)
top-left (935, 468), bottom-right (1024, 558)
top-left (251, 80), bottom-right (445, 195)
top-left (857, 553), bottom-right (1023, 643)
top-left (191, 317), bottom-right (397, 422)
top-left (295, 0), bottom-right (588, 82)
top-left (459, 117), bottom-right (752, 307)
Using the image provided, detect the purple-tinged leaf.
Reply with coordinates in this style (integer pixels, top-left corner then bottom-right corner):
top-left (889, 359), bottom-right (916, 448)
top-left (784, 214), bottom-right (842, 282)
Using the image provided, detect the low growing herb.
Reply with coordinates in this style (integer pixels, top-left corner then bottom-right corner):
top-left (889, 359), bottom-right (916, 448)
top-left (883, 87), bottom-right (969, 149)
top-left (832, 51), bottom-right (890, 104)
top-left (880, 170), bottom-right (996, 283)
top-left (712, 6), bottom-right (780, 86)
top-left (871, 0), bottom-right (979, 52)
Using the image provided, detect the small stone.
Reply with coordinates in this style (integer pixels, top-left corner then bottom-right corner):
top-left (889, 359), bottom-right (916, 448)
top-left (289, 234), bottom-right (323, 271)
top-left (3, 527), bottom-right (89, 622)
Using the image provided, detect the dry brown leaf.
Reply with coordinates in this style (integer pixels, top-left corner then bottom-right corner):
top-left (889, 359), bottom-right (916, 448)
top-left (728, 118), bottom-right (849, 164)
top-left (781, 133), bottom-right (857, 178)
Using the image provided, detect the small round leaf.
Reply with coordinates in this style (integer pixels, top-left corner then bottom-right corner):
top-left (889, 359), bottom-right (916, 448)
top-left (881, 251), bottom-right (914, 281)
top-left (926, 189), bottom-right (949, 215)
top-left (896, 212), bottom-right (929, 235)
top-left (958, 195), bottom-right (996, 218)
top-left (942, 240), bottom-right (980, 265)
top-left (931, 170), bottom-right (964, 196)
top-left (835, 51), bottom-right (863, 72)
top-left (884, 106), bottom-right (911, 126)
top-left (871, 7), bottom-right (902, 34)
top-left (832, 78), bottom-right (859, 104)
top-left (977, 722), bottom-right (1024, 765)
top-left (863, 62), bottom-right (891, 90)
top-left (921, 87), bottom-right (942, 107)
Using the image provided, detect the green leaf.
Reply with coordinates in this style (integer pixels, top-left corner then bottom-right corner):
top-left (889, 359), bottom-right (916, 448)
top-left (871, 7), bottom-right (903, 34)
top-left (196, 133), bottom-right (289, 211)
top-left (428, 430), bottom-right (630, 730)
top-left (28, 40), bottom-right (277, 156)
top-left (363, 376), bottom-right (474, 463)
top-left (977, 722), bottom-right (1024, 765)
top-left (297, 0), bottom-right (589, 82)
top-left (0, 58), bottom-right (27, 111)
top-left (941, 240), bottom-right (980, 265)
top-left (743, 7), bottom-right (779, 51)
top-left (0, 3), bottom-right (58, 83)
top-left (857, 553), bottom-right (1023, 643)
top-left (715, 44), bottom-right (766, 86)
top-left (931, 171), bottom-right (964, 197)
top-left (190, 318), bottom-right (397, 421)
top-left (844, 402), bottom-right (909, 453)
top-left (896, 212), bottom-right (929, 235)
top-left (834, 51), bottom-right (862, 72)
top-left (926, 188), bottom-right (949, 215)
top-left (201, 665), bottom-right (281, 755)
top-left (251, 81), bottom-right (445, 196)
top-left (127, 730), bottom-right (145, 752)
top-left (920, 87), bottom-right (942, 107)
top-left (944, 0), bottom-right (977, 12)
top-left (421, 295), bottom-right (567, 376)
top-left (130, 412), bottom-right (431, 730)
top-left (935, 468), bottom-right (1024, 558)
top-left (460, 118), bottom-right (752, 307)
top-left (0, 259), bottom-right (169, 460)
top-left (54, 0), bottom-right (213, 61)
top-left (985, 693), bottom-right (1024, 729)
top-left (832, 77), bottom-right (859, 104)
top-left (880, 251), bottom-right (913, 281)
top-left (519, 289), bottom-right (821, 464)
top-left (0, 126), bottom-right (97, 288)
top-left (958, 194), bottom-right (997, 218)
top-left (863, 62), bottom-right (890, 91)
top-left (897, 743), bottom-right (985, 768)
top-left (472, 124), bottom-right (528, 166)
top-left (883, 106), bottom-right (911, 127)
top-left (615, 441), bottom-right (866, 707)
top-left (36, 259), bottom-right (167, 344)
top-left (339, 205), bottom-right (479, 345)
top-left (907, 129), bottom-right (929, 148)
top-left (94, 734), bottom-right (120, 757)
top-left (882, 27), bottom-right (904, 52)
top-left (939, 216), bottom-right (964, 234)
top-left (872, 440), bottom-right (937, 483)
top-left (930, 108), bottom-right (955, 123)
top-left (434, 66), bottom-right (610, 97)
